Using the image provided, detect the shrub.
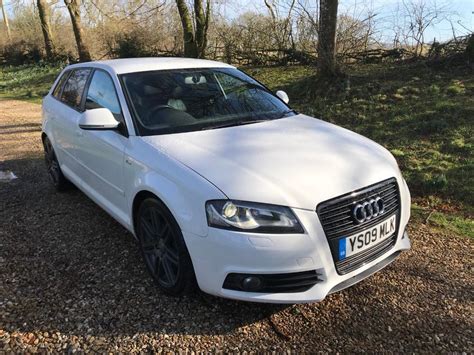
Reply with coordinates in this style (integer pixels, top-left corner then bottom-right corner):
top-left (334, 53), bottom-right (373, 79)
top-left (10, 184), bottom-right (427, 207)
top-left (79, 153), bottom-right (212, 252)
top-left (2, 40), bottom-right (43, 65)
top-left (112, 29), bottom-right (156, 58)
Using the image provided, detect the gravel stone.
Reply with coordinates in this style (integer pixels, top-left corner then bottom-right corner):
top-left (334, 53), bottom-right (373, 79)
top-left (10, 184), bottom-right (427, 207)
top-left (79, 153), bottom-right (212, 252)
top-left (0, 98), bottom-right (472, 352)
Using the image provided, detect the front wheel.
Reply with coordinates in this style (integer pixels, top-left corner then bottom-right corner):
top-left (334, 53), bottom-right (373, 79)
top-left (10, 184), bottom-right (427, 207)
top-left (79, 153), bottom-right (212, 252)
top-left (43, 136), bottom-right (70, 191)
top-left (136, 198), bottom-right (196, 295)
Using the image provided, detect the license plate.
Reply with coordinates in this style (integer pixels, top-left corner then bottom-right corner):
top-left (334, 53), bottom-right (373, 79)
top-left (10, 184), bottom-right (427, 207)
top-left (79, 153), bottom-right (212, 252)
top-left (338, 214), bottom-right (396, 261)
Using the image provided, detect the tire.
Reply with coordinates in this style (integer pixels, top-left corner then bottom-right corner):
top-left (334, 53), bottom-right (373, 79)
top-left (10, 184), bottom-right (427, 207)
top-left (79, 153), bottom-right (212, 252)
top-left (136, 197), bottom-right (196, 296)
top-left (42, 136), bottom-right (70, 192)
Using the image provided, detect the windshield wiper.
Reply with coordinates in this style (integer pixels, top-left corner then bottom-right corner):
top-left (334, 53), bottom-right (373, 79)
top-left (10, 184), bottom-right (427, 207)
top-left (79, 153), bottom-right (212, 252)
top-left (278, 109), bottom-right (296, 118)
top-left (201, 110), bottom-right (296, 131)
top-left (202, 118), bottom-right (271, 130)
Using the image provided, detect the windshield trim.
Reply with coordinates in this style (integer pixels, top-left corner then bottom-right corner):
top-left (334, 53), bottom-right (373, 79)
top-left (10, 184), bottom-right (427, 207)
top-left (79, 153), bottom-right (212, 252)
top-left (119, 67), bottom-right (295, 136)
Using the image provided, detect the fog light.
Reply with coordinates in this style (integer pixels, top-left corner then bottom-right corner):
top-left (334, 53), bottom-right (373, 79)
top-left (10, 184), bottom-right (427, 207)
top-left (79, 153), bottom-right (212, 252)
top-left (241, 276), bottom-right (262, 291)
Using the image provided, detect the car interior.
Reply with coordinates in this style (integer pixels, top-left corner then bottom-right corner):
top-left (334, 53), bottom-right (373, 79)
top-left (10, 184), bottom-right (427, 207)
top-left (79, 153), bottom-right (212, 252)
top-left (124, 72), bottom-right (225, 129)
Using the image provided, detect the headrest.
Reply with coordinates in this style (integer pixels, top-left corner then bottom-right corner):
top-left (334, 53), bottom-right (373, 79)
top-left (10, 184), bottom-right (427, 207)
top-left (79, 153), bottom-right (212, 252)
top-left (184, 74), bottom-right (207, 85)
top-left (171, 86), bottom-right (184, 97)
top-left (143, 85), bottom-right (160, 95)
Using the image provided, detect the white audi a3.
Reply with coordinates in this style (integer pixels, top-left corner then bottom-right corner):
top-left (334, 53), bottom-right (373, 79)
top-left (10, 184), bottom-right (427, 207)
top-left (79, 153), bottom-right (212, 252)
top-left (41, 58), bottom-right (411, 303)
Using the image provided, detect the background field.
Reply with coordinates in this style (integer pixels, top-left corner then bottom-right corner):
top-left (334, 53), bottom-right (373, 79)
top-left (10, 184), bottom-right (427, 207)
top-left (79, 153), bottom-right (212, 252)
top-left (1, 62), bottom-right (472, 237)
top-left (1, 0), bottom-right (473, 350)
top-left (1, 61), bottom-right (473, 352)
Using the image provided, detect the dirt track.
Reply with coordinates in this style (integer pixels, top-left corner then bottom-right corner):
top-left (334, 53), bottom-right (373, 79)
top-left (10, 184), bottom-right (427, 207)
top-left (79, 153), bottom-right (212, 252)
top-left (0, 98), bottom-right (472, 352)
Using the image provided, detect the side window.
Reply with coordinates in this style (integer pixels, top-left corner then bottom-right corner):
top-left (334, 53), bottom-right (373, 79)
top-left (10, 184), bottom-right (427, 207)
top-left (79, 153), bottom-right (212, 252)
top-left (60, 68), bottom-right (91, 109)
top-left (85, 70), bottom-right (121, 115)
top-left (52, 70), bottom-right (70, 98)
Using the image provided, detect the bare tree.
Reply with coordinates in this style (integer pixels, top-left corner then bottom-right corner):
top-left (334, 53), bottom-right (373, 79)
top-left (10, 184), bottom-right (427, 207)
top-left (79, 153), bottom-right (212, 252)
top-left (336, 13), bottom-right (378, 56)
top-left (0, 0), bottom-right (11, 41)
top-left (37, 0), bottom-right (55, 59)
top-left (388, 0), bottom-right (449, 56)
top-left (64, 0), bottom-right (92, 61)
top-left (175, 0), bottom-right (210, 58)
top-left (263, 0), bottom-right (297, 51)
top-left (318, 0), bottom-right (338, 75)
top-left (403, 0), bottom-right (442, 56)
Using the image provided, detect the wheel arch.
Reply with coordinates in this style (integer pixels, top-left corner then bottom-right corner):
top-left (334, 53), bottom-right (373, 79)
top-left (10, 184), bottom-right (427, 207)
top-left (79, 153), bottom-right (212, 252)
top-left (131, 189), bottom-right (192, 237)
top-left (132, 190), bottom-right (160, 235)
top-left (128, 167), bottom-right (216, 237)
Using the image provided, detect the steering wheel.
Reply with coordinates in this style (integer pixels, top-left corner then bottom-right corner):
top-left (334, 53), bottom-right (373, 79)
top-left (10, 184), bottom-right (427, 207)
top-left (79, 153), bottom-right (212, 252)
top-left (146, 104), bottom-right (173, 123)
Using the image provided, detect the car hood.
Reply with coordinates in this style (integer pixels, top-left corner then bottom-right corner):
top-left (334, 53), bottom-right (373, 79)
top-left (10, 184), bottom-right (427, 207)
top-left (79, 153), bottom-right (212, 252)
top-left (141, 115), bottom-right (400, 210)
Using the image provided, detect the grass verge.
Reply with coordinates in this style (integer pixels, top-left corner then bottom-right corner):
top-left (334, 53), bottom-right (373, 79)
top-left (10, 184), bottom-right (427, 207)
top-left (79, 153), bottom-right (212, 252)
top-left (248, 63), bottom-right (473, 237)
top-left (0, 63), bottom-right (65, 104)
top-left (1, 62), bottom-right (473, 237)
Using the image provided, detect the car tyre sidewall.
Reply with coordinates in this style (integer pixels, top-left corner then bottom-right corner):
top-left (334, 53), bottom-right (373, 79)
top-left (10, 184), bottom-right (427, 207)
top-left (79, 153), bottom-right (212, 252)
top-left (42, 136), bottom-right (70, 192)
top-left (136, 197), bottom-right (197, 296)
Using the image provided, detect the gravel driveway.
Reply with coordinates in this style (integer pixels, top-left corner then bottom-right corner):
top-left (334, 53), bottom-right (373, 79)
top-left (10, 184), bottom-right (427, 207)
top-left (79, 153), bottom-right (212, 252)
top-left (0, 98), bottom-right (472, 352)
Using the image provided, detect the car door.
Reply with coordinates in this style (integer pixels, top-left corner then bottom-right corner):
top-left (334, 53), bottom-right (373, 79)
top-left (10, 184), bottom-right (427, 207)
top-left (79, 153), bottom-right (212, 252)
top-left (49, 68), bottom-right (91, 181)
top-left (74, 69), bottom-right (129, 223)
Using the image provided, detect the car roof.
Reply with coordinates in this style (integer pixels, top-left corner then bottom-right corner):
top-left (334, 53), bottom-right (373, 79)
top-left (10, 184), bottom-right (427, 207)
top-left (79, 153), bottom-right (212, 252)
top-left (66, 57), bottom-right (235, 75)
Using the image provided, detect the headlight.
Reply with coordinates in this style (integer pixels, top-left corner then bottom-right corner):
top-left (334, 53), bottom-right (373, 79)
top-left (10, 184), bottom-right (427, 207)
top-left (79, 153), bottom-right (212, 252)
top-left (205, 200), bottom-right (304, 234)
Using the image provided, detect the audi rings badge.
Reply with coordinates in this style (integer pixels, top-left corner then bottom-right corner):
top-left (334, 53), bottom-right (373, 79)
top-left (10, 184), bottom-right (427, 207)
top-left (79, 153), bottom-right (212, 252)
top-left (352, 197), bottom-right (385, 224)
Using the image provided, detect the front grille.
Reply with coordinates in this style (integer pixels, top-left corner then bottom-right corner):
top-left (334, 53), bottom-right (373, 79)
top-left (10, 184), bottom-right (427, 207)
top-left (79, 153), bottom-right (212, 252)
top-left (223, 270), bottom-right (323, 293)
top-left (317, 178), bottom-right (401, 275)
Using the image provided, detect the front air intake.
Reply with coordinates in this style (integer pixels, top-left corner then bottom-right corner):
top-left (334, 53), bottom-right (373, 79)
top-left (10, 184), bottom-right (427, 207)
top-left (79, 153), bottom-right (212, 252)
top-left (317, 178), bottom-right (401, 275)
top-left (223, 270), bottom-right (323, 293)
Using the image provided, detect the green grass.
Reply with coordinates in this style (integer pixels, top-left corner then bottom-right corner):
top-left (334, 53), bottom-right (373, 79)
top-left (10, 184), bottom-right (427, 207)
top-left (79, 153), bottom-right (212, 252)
top-left (1, 62), bottom-right (473, 237)
top-left (247, 63), bottom-right (473, 237)
top-left (411, 204), bottom-right (474, 238)
top-left (0, 63), bottom-right (65, 104)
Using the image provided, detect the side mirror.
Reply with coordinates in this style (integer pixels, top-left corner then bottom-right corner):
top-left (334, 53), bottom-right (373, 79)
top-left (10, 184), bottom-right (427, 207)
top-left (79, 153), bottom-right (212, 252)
top-left (276, 90), bottom-right (289, 104)
top-left (79, 108), bottom-right (119, 130)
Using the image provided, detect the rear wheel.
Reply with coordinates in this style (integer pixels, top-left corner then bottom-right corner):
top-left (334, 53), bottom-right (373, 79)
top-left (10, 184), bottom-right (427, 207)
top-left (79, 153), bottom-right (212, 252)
top-left (136, 198), bottom-right (196, 295)
top-left (43, 136), bottom-right (69, 191)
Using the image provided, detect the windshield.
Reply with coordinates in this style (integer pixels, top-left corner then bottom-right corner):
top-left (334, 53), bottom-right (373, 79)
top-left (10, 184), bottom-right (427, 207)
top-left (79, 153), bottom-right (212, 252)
top-left (120, 68), bottom-right (295, 135)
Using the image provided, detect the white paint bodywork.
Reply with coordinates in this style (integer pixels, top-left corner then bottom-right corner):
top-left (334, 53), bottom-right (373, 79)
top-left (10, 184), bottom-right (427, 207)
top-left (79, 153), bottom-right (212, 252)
top-left (42, 58), bottom-right (411, 303)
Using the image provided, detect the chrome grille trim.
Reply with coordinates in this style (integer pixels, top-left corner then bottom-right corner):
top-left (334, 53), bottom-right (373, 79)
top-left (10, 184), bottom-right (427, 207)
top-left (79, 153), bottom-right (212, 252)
top-left (316, 178), bottom-right (401, 275)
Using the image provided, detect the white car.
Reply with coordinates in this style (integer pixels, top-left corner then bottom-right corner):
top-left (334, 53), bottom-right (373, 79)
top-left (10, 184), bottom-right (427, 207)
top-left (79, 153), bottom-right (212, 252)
top-left (41, 58), bottom-right (411, 303)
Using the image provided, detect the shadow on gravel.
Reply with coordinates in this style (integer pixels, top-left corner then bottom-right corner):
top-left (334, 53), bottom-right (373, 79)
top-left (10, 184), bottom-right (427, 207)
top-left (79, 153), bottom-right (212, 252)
top-left (1, 125), bottom-right (389, 339)
top-left (1, 157), bottom-right (472, 352)
top-left (0, 123), bottom-right (42, 135)
top-left (0, 123), bottom-right (42, 130)
top-left (0, 157), bottom-right (289, 337)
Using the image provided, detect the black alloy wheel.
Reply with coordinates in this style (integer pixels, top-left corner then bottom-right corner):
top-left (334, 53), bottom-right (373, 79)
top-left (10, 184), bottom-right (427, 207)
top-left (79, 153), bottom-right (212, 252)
top-left (137, 198), bottom-right (196, 295)
top-left (43, 136), bottom-right (69, 191)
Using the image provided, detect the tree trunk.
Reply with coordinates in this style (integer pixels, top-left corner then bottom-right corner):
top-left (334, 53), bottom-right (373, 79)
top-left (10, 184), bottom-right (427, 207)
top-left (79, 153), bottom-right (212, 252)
top-left (318, 0), bottom-right (338, 76)
top-left (175, 0), bottom-right (210, 58)
top-left (194, 0), bottom-right (210, 58)
top-left (176, 0), bottom-right (197, 58)
top-left (0, 0), bottom-right (11, 42)
top-left (37, 0), bottom-right (55, 59)
top-left (64, 0), bottom-right (91, 62)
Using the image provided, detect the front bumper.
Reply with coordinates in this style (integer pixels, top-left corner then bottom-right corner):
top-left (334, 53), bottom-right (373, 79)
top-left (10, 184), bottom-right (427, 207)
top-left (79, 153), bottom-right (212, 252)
top-left (183, 199), bottom-right (411, 303)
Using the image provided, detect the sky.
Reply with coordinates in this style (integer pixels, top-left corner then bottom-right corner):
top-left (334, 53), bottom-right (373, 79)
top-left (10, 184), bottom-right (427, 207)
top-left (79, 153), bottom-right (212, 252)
top-left (359, 0), bottom-right (474, 42)
top-left (220, 0), bottom-right (474, 42)
top-left (2, 0), bottom-right (473, 42)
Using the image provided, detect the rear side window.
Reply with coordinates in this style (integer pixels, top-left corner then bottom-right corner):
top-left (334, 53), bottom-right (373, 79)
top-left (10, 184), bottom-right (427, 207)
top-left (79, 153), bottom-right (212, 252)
top-left (60, 68), bottom-right (91, 109)
top-left (85, 70), bottom-right (121, 115)
top-left (52, 70), bottom-right (70, 98)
